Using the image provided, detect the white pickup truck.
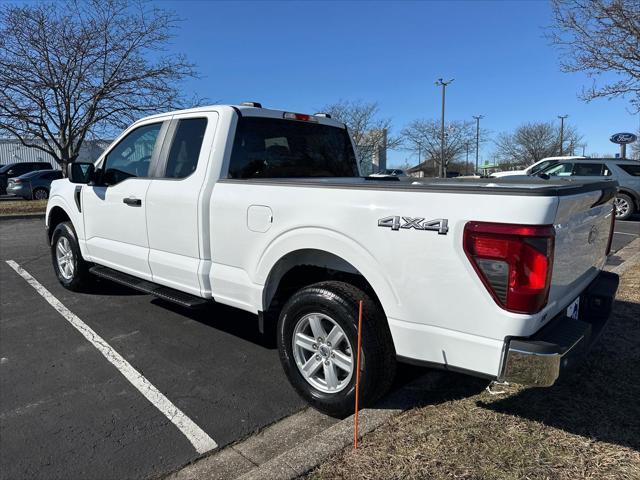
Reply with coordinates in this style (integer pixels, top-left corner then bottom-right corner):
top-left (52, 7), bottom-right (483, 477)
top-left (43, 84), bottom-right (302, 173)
top-left (46, 104), bottom-right (619, 416)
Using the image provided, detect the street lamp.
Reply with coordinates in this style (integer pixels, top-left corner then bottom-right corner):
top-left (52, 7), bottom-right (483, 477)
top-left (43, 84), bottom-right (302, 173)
top-left (472, 115), bottom-right (483, 173)
top-left (435, 78), bottom-right (454, 178)
top-left (558, 115), bottom-right (568, 156)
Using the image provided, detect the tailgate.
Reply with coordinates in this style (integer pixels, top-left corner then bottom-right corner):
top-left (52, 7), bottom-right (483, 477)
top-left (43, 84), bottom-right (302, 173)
top-left (549, 183), bottom-right (616, 308)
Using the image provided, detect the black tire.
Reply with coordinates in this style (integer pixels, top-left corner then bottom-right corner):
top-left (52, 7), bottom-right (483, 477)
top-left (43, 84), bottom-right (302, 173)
top-left (277, 281), bottom-right (396, 417)
top-left (614, 193), bottom-right (634, 221)
top-left (32, 188), bottom-right (49, 200)
top-left (51, 221), bottom-right (93, 291)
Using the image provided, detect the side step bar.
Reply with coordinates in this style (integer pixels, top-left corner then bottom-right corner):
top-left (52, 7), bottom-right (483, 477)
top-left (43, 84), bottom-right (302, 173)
top-left (89, 265), bottom-right (209, 309)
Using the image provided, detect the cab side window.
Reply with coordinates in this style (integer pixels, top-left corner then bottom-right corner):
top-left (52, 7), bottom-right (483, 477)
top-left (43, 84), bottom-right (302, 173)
top-left (164, 118), bottom-right (208, 179)
top-left (572, 163), bottom-right (605, 176)
top-left (103, 123), bottom-right (162, 185)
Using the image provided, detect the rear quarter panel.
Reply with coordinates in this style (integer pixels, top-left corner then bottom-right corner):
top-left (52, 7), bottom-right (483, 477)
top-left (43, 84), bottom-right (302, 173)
top-left (209, 182), bottom-right (561, 341)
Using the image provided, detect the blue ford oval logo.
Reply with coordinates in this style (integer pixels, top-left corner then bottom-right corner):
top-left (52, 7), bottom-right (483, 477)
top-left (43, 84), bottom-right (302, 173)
top-left (610, 132), bottom-right (637, 144)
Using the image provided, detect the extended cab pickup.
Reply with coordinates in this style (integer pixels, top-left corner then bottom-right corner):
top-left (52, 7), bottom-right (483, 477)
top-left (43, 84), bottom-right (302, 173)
top-left (46, 104), bottom-right (619, 416)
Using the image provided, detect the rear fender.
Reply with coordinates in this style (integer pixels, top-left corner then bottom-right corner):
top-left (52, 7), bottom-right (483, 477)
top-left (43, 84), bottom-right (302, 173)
top-left (256, 227), bottom-right (401, 318)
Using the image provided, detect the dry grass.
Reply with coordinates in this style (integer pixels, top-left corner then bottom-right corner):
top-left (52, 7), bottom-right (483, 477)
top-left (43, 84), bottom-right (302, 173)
top-left (0, 199), bottom-right (47, 216)
top-left (310, 266), bottom-right (640, 480)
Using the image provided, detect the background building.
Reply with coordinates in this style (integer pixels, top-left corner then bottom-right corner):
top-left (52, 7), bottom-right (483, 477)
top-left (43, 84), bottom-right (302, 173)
top-left (0, 138), bottom-right (112, 168)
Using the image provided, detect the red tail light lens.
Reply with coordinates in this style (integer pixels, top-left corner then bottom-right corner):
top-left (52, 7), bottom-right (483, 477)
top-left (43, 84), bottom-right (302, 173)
top-left (605, 206), bottom-right (615, 256)
top-left (463, 222), bottom-right (555, 314)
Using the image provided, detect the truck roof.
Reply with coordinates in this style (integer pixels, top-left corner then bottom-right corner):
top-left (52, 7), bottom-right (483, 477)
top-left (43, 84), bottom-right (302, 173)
top-left (136, 104), bottom-right (346, 129)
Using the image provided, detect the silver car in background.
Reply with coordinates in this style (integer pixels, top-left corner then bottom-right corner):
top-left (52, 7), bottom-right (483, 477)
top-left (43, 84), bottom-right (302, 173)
top-left (541, 159), bottom-right (640, 220)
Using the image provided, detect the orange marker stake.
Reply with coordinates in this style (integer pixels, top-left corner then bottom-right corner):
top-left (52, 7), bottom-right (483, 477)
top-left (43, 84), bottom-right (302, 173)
top-left (354, 300), bottom-right (363, 449)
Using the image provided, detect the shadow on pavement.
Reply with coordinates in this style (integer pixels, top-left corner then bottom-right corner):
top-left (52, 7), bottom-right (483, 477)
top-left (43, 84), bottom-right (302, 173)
top-left (478, 298), bottom-right (640, 451)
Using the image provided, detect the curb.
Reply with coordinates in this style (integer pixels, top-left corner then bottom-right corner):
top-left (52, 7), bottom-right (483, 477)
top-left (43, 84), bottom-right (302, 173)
top-left (0, 213), bottom-right (45, 221)
top-left (167, 372), bottom-right (444, 480)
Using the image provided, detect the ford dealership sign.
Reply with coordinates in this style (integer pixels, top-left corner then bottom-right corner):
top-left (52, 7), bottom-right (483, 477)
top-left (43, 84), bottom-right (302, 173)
top-left (610, 132), bottom-right (637, 144)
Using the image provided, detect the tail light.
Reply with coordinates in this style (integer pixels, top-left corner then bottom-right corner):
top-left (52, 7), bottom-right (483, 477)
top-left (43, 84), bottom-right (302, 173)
top-left (463, 222), bottom-right (555, 314)
top-left (605, 206), bottom-right (615, 256)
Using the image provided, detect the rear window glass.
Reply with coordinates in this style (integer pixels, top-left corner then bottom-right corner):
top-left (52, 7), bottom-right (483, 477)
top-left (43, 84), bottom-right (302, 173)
top-left (619, 164), bottom-right (640, 176)
top-left (228, 117), bottom-right (358, 179)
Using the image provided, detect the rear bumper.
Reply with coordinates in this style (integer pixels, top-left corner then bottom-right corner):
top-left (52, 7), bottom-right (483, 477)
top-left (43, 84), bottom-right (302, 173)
top-left (499, 270), bottom-right (619, 387)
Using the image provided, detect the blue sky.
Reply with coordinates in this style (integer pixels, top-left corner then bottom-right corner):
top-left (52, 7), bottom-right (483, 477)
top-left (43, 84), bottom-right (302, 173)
top-left (161, 0), bottom-right (638, 167)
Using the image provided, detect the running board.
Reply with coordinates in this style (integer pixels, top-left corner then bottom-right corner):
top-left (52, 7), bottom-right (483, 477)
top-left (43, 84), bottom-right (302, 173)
top-left (89, 265), bottom-right (209, 309)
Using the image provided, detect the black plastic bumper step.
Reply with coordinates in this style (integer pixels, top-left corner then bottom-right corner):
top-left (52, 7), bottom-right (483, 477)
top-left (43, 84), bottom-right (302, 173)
top-left (89, 265), bottom-right (209, 309)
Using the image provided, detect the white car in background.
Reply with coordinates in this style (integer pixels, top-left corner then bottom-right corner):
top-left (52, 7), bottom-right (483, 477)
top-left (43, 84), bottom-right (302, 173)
top-left (492, 156), bottom-right (586, 178)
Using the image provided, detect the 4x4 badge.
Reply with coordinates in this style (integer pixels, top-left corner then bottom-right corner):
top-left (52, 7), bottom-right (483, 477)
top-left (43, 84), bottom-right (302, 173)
top-left (378, 216), bottom-right (449, 235)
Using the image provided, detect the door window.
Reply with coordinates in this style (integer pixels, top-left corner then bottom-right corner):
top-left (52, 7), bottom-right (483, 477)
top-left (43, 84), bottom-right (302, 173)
top-left (572, 163), bottom-right (605, 176)
top-left (163, 118), bottom-right (208, 179)
top-left (103, 123), bottom-right (162, 184)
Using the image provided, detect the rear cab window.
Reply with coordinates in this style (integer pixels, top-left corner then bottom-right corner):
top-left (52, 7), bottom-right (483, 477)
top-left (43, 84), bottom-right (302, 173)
top-left (228, 116), bottom-right (358, 179)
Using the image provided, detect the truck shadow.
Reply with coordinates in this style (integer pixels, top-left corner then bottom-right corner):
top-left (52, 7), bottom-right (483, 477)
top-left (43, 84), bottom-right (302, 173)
top-left (151, 298), bottom-right (273, 348)
top-left (477, 298), bottom-right (640, 452)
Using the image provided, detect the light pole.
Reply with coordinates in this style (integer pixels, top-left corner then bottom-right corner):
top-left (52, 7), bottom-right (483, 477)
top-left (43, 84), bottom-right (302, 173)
top-left (558, 115), bottom-right (568, 156)
top-left (465, 141), bottom-right (470, 175)
top-left (435, 78), bottom-right (454, 178)
top-left (472, 115), bottom-right (483, 173)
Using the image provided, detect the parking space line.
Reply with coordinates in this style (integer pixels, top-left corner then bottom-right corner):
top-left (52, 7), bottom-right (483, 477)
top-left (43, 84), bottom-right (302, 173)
top-left (614, 231), bottom-right (638, 236)
top-left (5, 260), bottom-right (218, 455)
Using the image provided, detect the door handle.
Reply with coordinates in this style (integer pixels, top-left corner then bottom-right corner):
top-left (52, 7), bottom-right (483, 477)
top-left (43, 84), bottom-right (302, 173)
top-left (123, 197), bottom-right (142, 207)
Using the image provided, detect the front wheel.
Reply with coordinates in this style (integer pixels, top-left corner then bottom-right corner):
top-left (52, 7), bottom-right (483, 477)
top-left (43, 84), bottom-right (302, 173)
top-left (277, 281), bottom-right (396, 417)
top-left (614, 193), bottom-right (634, 221)
top-left (51, 222), bottom-right (93, 291)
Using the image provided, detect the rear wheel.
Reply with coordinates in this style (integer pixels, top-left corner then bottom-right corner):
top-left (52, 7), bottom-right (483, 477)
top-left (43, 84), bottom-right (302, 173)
top-left (33, 188), bottom-right (49, 200)
top-left (51, 222), bottom-right (93, 291)
top-left (614, 193), bottom-right (634, 220)
top-left (277, 281), bottom-right (396, 417)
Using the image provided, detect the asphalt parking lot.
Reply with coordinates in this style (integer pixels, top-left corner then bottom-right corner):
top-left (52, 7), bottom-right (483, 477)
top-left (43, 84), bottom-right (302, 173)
top-left (1, 216), bottom-right (638, 480)
top-left (0, 218), bottom-right (307, 480)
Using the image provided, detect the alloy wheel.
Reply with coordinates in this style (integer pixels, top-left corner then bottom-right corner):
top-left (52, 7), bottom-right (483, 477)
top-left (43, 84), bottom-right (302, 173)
top-left (292, 313), bottom-right (354, 393)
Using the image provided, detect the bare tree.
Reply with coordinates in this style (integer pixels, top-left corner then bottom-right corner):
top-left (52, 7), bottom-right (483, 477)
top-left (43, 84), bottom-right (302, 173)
top-left (494, 121), bottom-right (582, 165)
top-left (401, 119), bottom-right (476, 175)
top-left (320, 100), bottom-right (400, 173)
top-left (0, 0), bottom-right (199, 172)
top-left (548, 0), bottom-right (640, 112)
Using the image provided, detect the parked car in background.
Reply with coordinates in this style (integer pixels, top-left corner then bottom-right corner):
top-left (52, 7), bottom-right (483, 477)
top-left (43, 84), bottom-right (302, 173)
top-left (491, 156), bottom-right (586, 178)
top-left (0, 161), bottom-right (54, 194)
top-left (540, 159), bottom-right (640, 220)
top-left (6, 169), bottom-right (63, 200)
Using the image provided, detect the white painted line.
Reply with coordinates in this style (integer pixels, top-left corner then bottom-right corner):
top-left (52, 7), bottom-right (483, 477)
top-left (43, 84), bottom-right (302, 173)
top-left (5, 260), bottom-right (217, 454)
top-left (614, 231), bottom-right (639, 237)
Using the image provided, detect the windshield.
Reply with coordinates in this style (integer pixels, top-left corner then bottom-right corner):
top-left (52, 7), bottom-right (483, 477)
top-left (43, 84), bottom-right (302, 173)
top-left (228, 117), bottom-right (358, 179)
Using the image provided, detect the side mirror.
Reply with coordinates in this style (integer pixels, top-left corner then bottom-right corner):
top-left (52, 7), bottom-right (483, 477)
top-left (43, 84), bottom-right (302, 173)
top-left (68, 162), bottom-right (95, 184)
